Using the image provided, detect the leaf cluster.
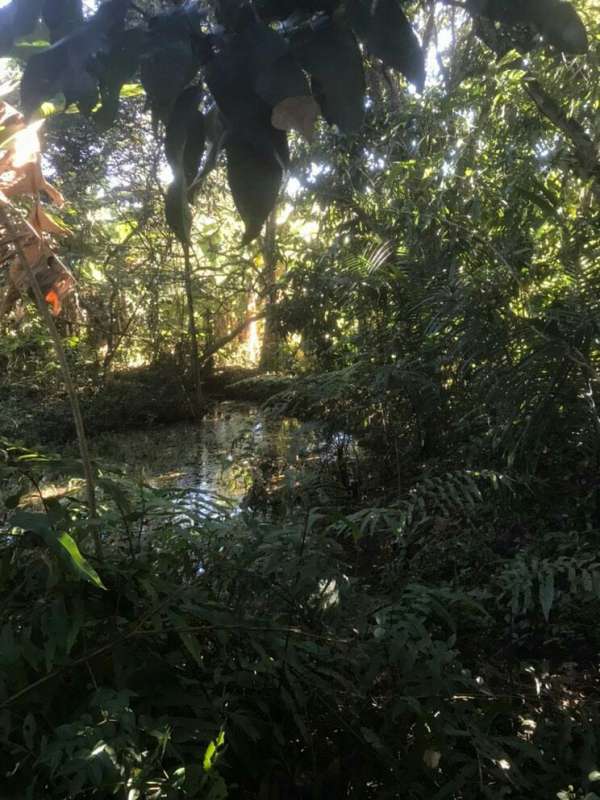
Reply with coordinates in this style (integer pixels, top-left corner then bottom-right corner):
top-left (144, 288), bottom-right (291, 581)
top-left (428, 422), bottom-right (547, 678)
top-left (1, 440), bottom-right (600, 797)
top-left (4, 0), bottom-right (591, 243)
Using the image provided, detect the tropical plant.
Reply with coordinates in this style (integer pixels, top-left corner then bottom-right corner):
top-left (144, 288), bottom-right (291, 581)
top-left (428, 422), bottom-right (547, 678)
top-left (1, 0), bottom-right (592, 244)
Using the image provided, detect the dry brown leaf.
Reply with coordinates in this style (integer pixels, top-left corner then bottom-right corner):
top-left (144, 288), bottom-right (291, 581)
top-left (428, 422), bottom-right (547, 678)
top-left (0, 100), bottom-right (70, 318)
top-left (29, 203), bottom-right (70, 237)
top-left (38, 260), bottom-right (75, 315)
top-left (0, 161), bottom-right (64, 206)
top-left (37, 170), bottom-right (64, 207)
top-left (5, 120), bottom-right (44, 167)
top-left (272, 95), bottom-right (319, 142)
top-left (21, 237), bottom-right (46, 268)
top-left (0, 100), bottom-right (23, 127)
top-left (1, 250), bottom-right (75, 316)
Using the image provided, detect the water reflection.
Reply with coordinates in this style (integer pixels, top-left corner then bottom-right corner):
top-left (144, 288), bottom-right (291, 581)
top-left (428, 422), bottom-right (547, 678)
top-left (91, 402), bottom-right (308, 514)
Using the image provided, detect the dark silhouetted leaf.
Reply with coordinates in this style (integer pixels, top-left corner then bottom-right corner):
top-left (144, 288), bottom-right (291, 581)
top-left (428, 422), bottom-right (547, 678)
top-left (539, 2), bottom-right (588, 54)
top-left (347, 0), bottom-right (424, 90)
top-left (164, 83), bottom-right (206, 229)
top-left (0, 0), bottom-right (44, 55)
top-left (11, 0), bottom-right (43, 38)
top-left (20, 0), bottom-right (130, 115)
top-left (234, 16), bottom-right (288, 87)
top-left (226, 129), bottom-right (288, 244)
top-left (256, 52), bottom-right (311, 107)
top-left (467, 0), bottom-right (536, 26)
top-left (140, 6), bottom-right (205, 125)
top-left (470, 0), bottom-right (588, 54)
top-left (232, 14), bottom-right (310, 117)
top-left (207, 14), bottom-right (311, 155)
top-left (165, 85), bottom-right (205, 179)
top-left (42, 0), bottom-right (83, 42)
top-left (236, 15), bottom-right (313, 120)
top-left (255, 0), bottom-right (338, 21)
top-left (166, 176), bottom-right (192, 245)
top-left (291, 22), bottom-right (365, 133)
top-left (164, 85), bottom-right (205, 239)
top-left (0, 8), bottom-right (15, 55)
top-left (93, 26), bottom-right (146, 130)
top-left (215, 0), bottom-right (247, 29)
top-left (205, 44), bottom-right (277, 160)
top-left (253, 0), bottom-right (298, 21)
top-left (190, 106), bottom-right (226, 195)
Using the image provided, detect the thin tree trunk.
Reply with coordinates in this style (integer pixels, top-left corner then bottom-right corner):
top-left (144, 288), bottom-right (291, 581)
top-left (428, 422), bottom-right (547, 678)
top-left (0, 206), bottom-right (101, 560)
top-left (259, 212), bottom-right (280, 372)
top-left (182, 242), bottom-right (203, 414)
top-left (201, 311), bottom-right (267, 366)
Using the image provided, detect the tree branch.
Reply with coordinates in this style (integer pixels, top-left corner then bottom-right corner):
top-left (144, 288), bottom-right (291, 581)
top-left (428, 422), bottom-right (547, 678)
top-left (200, 311), bottom-right (267, 366)
top-left (523, 77), bottom-right (600, 199)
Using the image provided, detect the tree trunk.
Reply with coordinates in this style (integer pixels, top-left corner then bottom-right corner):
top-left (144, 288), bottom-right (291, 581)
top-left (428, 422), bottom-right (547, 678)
top-left (183, 243), bottom-right (203, 414)
top-left (259, 212), bottom-right (280, 372)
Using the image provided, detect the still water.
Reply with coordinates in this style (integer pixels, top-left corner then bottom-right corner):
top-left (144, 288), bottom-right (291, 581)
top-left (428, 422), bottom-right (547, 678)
top-left (90, 402), bottom-right (315, 514)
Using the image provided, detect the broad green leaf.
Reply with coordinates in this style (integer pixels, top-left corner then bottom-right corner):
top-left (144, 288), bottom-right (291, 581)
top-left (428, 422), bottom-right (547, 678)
top-left (203, 730), bottom-right (225, 772)
top-left (11, 510), bottom-right (105, 589)
top-left (178, 632), bottom-right (204, 667)
top-left (55, 532), bottom-right (106, 590)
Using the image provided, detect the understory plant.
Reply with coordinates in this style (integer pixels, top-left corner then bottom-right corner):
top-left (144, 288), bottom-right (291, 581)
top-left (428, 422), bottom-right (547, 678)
top-left (1, 439), bottom-right (599, 799)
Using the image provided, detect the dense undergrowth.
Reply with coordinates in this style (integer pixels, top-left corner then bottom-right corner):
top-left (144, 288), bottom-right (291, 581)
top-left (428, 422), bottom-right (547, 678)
top-left (1, 410), bottom-right (600, 798)
top-left (1, 0), bottom-right (599, 795)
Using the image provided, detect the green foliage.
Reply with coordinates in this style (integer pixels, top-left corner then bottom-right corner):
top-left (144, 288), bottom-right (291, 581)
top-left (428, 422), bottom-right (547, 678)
top-left (5, 0), bottom-right (592, 241)
top-left (1, 2), bottom-right (599, 797)
top-left (1, 443), bottom-right (600, 798)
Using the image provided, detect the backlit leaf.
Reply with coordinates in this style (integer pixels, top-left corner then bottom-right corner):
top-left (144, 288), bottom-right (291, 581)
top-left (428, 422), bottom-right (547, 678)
top-left (55, 532), bottom-right (106, 589)
top-left (11, 510), bottom-right (105, 589)
top-left (272, 94), bottom-right (319, 141)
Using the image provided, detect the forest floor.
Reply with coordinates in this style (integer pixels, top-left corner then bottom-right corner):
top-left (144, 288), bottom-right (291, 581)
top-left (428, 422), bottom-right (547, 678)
top-left (0, 363), bottom-right (295, 444)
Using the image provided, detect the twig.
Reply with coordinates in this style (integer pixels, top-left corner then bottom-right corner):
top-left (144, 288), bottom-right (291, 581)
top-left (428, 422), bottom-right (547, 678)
top-left (0, 205), bottom-right (101, 560)
top-left (0, 620), bottom-right (345, 709)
